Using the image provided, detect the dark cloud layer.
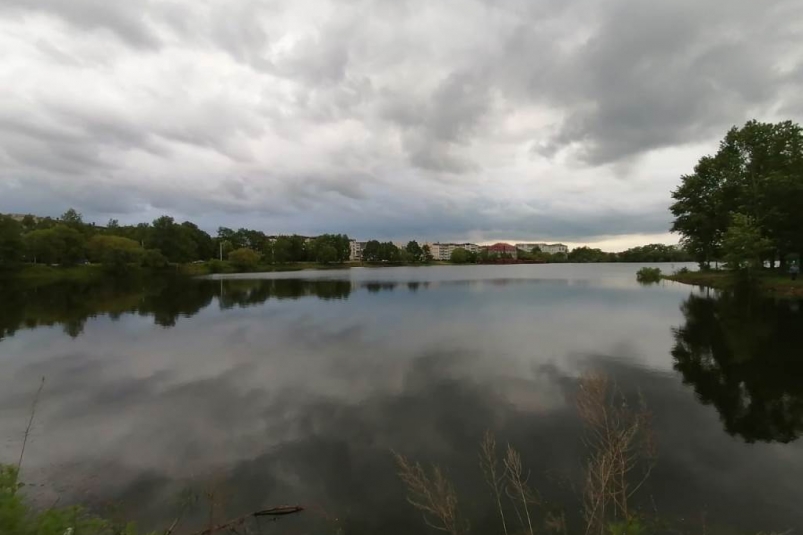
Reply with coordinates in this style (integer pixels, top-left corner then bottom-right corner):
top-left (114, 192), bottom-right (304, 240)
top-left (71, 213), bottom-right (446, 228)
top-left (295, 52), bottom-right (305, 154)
top-left (1, 0), bottom-right (801, 245)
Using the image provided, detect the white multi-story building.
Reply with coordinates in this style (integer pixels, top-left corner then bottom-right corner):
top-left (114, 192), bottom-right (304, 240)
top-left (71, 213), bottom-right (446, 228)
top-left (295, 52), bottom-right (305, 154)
top-left (427, 242), bottom-right (480, 261)
top-left (349, 240), bottom-right (364, 261)
top-left (515, 243), bottom-right (569, 255)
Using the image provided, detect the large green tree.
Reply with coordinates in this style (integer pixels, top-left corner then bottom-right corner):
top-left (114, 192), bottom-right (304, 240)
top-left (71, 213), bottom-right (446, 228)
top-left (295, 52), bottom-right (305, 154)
top-left (405, 241), bottom-right (424, 263)
top-left (0, 216), bottom-right (24, 269)
top-left (310, 234), bottom-right (350, 263)
top-left (149, 216), bottom-right (197, 263)
top-left (86, 235), bottom-right (144, 272)
top-left (24, 225), bottom-right (86, 266)
top-left (671, 120), bottom-right (803, 269)
top-left (721, 214), bottom-right (773, 273)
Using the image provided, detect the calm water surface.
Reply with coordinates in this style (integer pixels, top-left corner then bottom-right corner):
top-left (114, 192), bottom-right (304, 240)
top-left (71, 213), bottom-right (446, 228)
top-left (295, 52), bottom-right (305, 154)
top-left (1, 264), bottom-right (802, 533)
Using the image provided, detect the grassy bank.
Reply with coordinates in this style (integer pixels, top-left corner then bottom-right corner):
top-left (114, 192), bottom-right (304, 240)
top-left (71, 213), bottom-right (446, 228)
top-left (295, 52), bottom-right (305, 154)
top-left (664, 269), bottom-right (803, 297)
top-left (1, 260), bottom-right (450, 285)
top-left (7, 264), bottom-right (110, 285)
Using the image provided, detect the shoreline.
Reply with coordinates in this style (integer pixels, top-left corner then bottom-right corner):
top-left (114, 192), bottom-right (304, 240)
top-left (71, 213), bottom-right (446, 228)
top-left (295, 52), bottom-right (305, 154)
top-left (663, 270), bottom-right (803, 298)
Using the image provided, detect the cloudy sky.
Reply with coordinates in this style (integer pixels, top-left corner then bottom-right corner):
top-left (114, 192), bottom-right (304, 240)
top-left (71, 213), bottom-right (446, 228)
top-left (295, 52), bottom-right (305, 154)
top-left (1, 0), bottom-right (801, 249)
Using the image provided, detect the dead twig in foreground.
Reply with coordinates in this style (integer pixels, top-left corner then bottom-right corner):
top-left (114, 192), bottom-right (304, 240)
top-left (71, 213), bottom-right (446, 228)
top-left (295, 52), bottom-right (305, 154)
top-left (188, 506), bottom-right (304, 535)
top-left (17, 376), bottom-right (45, 472)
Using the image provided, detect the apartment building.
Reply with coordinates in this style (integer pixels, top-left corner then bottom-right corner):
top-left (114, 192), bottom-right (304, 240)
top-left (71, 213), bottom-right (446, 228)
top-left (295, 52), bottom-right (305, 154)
top-left (515, 242), bottom-right (569, 255)
top-left (349, 240), bottom-right (367, 261)
top-left (428, 242), bottom-right (480, 261)
top-left (485, 243), bottom-right (518, 258)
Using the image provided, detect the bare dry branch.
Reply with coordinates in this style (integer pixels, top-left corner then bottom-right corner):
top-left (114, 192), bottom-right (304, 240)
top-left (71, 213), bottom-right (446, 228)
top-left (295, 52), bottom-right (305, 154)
top-left (393, 451), bottom-right (465, 535)
top-left (187, 506), bottom-right (304, 535)
top-left (480, 431), bottom-right (509, 535)
top-left (504, 444), bottom-right (539, 535)
top-left (577, 373), bottom-right (656, 535)
top-left (17, 376), bottom-right (45, 472)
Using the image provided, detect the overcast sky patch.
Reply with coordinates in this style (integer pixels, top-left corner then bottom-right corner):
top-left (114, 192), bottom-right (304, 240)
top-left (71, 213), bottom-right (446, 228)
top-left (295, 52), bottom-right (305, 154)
top-left (1, 0), bottom-right (801, 248)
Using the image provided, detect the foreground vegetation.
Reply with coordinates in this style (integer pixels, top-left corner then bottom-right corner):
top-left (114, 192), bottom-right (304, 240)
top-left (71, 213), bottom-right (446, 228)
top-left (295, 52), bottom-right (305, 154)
top-left (664, 268), bottom-right (803, 297)
top-left (394, 372), bottom-right (789, 535)
top-left (4, 371), bottom-right (788, 534)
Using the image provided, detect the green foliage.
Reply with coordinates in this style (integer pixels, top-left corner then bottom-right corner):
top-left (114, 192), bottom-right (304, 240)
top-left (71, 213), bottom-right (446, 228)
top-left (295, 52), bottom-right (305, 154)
top-left (449, 248), bottom-right (472, 264)
top-left (618, 244), bottom-right (691, 263)
top-left (23, 226), bottom-right (86, 266)
top-left (141, 249), bottom-right (168, 269)
top-left (149, 216), bottom-right (197, 263)
top-left (0, 464), bottom-right (145, 535)
top-left (362, 240), bottom-right (402, 262)
top-left (206, 259), bottom-right (233, 274)
top-left (671, 120), bottom-right (803, 269)
top-left (181, 221), bottom-right (215, 260)
top-left (0, 216), bottom-right (25, 269)
top-left (20, 215), bottom-right (37, 232)
top-left (405, 241), bottom-right (425, 262)
top-left (310, 234), bottom-right (350, 263)
top-left (568, 247), bottom-right (616, 263)
top-left (635, 267), bottom-right (662, 283)
top-left (362, 240), bottom-right (381, 262)
top-left (227, 248), bottom-right (261, 270)
top-left (316, 244), bottom-right (338, 264)
top-left (87, 235), bottom-right (144, 272)
top-left (422, 244), bottom-right (433, 262)
top-left (271, 235), bottom-right (309, 263)
top-left (59, 208), bottom-right (83, 227)
top-left (607, 518), bottom-right (648, 535)
top-left (721, 214), bottom-right (773, 272)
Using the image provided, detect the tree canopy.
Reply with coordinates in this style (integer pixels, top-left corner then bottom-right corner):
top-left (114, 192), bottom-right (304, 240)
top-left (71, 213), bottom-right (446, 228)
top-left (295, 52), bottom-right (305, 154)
top-left (671, 120), bottom-right (803, 269)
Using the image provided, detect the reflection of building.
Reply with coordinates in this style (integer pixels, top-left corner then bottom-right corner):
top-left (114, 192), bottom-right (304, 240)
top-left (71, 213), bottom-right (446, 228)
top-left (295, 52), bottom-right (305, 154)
top-left (515, 243), bottom-right (569, 255)
top-left (485, 243), bottom-right (518, 258)
top-left (427, 242), bottom-right (480, 261)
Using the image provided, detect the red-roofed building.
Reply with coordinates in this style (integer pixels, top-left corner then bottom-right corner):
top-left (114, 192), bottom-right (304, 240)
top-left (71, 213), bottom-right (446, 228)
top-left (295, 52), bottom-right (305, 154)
top-left (485, 242), bottom-right (517, 259)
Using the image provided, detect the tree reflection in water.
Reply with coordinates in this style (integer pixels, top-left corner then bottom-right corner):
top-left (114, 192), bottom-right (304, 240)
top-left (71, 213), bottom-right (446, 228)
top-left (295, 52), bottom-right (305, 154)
top-left (672, 287), bottom-right (803, 443)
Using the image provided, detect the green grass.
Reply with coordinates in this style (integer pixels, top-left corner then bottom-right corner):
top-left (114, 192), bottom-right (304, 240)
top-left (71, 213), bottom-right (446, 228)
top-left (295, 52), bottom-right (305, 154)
top-left (664, 269), bottom-right (803, 297)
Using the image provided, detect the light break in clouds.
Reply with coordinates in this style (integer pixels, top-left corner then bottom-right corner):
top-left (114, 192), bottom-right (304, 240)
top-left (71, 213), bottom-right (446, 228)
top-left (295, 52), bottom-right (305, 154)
top-left (0, 0), bottom-right (801, 248)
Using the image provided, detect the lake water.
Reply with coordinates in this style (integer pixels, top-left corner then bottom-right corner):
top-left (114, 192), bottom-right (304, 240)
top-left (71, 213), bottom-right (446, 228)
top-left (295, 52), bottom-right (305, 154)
top-left (1, 264), bottom-right (802, 533)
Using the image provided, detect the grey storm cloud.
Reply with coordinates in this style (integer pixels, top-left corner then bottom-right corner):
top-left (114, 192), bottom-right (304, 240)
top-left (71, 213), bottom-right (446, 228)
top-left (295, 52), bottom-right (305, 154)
top-left (0, 0), bottom-right (801, 245)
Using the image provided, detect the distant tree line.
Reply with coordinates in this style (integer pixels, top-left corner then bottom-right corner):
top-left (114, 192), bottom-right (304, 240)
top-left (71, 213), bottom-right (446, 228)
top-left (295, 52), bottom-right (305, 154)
top-left (671, 120), bottom-right (803, 271)
top-left (0, 208), bottom-right (694, 274)
top-left (448, 244), bottom-right (690, 264)
top-left (0, 209), bottom-right (353, 273)
top-left (361, 240), bottom-right (431, 263)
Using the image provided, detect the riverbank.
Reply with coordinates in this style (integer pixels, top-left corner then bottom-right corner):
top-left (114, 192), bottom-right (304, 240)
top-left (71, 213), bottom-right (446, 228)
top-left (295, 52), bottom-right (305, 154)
top-left (179, 260), bottom-right (453, 276)
top-left (1, 261), bottom-right (450, 286)
top-left (664, 269), bottom-right (803, 297)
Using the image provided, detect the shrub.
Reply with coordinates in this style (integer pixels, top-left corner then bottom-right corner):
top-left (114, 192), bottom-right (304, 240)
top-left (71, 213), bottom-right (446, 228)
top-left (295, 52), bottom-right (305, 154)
top-left (140, 249), bottom-right (168, 269)
top-left (207, 259), bottom-right (232, 274)
top-left (227, 248), bottom-right (260, 270)
top-left (0, 464), bottom-right (140, 535)
top-left (636, 267), bottom-right (662, 283)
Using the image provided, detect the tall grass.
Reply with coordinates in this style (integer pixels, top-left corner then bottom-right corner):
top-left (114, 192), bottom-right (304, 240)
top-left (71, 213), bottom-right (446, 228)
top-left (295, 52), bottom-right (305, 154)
top-left (394, 372), bottom-right (656, 535)
top-left (576, 373), bottom-right (655, 534)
